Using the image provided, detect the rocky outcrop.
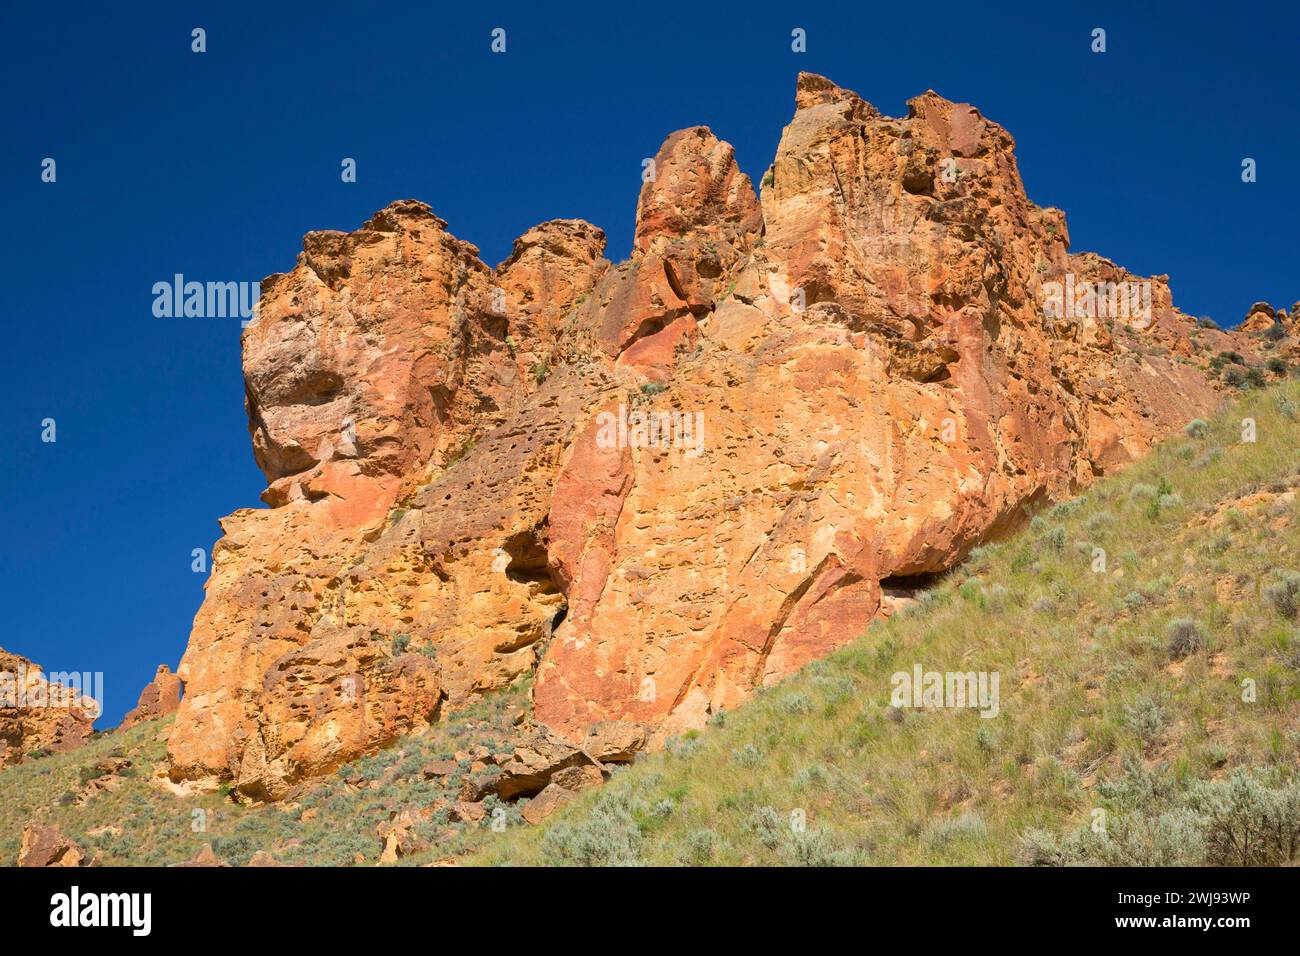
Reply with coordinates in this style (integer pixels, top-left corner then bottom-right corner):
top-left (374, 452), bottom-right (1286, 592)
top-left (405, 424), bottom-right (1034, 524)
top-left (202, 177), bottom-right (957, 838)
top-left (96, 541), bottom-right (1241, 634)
top-left (18, 824), bottom-right (91, 867)
top-left (521, 764), bottom-right (605, 825)
top-left (76, 757), bottom-right (133, 805)
top-left (378, 810), bottom-right (428, 862)
top-left (532, 75), bottom-right (1267, 740)
top-left (168, 201), bottom-right (610, 796)
top-left (492, 727), bottom-right (606, 801)
top-left (1242, 302), bottom-right (1276, 333)
top-left (167, 73), bottom-right (1279, 795)
top-left (584, 720), bottom-right (649, 763)
top-left (1, 648), bottom-right (97, 770)
top-left (169, 843), bottom-right (230, 867)
top-left (121, 664), bottom-right (182, 729)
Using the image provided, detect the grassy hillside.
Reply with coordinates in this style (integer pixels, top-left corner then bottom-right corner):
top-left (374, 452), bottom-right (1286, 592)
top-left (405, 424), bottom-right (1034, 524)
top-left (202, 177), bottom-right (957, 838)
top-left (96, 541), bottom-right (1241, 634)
top-left (5, 380), bottom-right (1298, 867)
top-left (470, 379), bottom-right (1300, 865)
top-left (0, 686), bottom-right (530, 866)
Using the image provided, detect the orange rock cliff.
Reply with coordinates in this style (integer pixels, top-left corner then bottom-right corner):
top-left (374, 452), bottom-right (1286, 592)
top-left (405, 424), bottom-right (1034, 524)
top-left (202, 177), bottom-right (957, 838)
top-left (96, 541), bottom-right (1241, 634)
top-left (160, 73), bottom-right (1282, 798)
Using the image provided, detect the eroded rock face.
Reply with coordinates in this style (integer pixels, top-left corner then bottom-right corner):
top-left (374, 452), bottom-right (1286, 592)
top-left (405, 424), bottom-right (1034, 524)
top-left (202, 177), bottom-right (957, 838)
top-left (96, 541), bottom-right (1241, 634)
top-left (533, 73), bottom-right (1268, 740)
top-left (120, 664), bottom-right (182, 729)
top-left (232, 627), bottom-right (443, 801)
top-left (169, 73), bottom-right (1276, 791)
top-left (168, 203), bottom-right (609, 795)
top-left (1, 648), bottom-right (97, 770)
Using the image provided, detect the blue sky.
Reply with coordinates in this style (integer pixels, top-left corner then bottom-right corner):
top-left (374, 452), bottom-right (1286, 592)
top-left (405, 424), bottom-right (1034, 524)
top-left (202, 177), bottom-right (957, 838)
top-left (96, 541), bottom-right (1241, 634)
top-left (2, 1), bottom-right (1296, 726)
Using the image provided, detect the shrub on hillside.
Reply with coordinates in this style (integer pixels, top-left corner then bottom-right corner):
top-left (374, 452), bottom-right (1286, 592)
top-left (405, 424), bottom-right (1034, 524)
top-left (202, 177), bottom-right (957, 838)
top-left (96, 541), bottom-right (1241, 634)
top-left (1263, 571), bottom-right (1300, 619)
top-left (1129, 483), bottom-right (1158, 502)
top-left (1085, 511), bottom-right (1115, 536)
top-left (540, 791), bottom-right (642, 866)
top-left (1017, 828), bottom-right (1082, 866)
top-left (1049, 498), bottom-right (1083, 520)
top-left (1185, 770), bottom-right (1300, 866)
top-left (792, 764), bottom-right (831, 792)
top-left (1031, 596), bottom-right (1056, 615)
top-left (664, 735), bottom-right (701, 759)
top-left (1166, 618), bottom-right (1206, 659)
top-left (923, 812), bottom-right (989, 850)
top-left (679, 827), bottom-right (719, 864)
top-left (747, 806), bottom-right (785, 850)
top-left (1037, 526), bottom-right (1066, 553)
top-left (1124, 694), bottom-right (1166, 745)
top-left (1023, 766), bottom-right (1300, 867)
top-left (778, 828), bottom-right (856, 866)
top-left (780, 692), bottom-right (813, 715)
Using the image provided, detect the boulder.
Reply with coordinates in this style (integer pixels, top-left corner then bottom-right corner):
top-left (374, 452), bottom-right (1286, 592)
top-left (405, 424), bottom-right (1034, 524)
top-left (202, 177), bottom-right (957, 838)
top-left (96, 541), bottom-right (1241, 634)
top-left (521, 783), bottom-right (577, 825)
top-left (247, 851), bottom-right (288, 867)
top-left (421, 759), bottom-right (459, 780)
top-left (447, 801), bottom-right (486, 824)
top-left (493, 729), bottom-right (602, 801)
top-left (17, 824), bottom-right (89, 867)
top-left (169, 843), bottom-right (231, 867)
top-left (584, 720), bottom-right (649, 763)
top-left (520, 764), bottom-right (603, 825)
top-left (377, 810), bottom-right (428, 862)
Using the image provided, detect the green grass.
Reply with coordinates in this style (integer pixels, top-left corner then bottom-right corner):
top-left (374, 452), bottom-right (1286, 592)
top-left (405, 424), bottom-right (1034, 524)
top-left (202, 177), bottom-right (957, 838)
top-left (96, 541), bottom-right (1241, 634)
top-left (469, 380), bottom-right (1300, 865)
top-left (7, 382), bottom-right (1299, 866)
top-left (0, 681), bottom-right (534, 866)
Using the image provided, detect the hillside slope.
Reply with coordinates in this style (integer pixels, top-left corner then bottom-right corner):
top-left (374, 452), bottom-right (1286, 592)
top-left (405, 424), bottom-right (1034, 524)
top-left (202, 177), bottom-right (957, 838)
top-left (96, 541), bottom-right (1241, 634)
top-left (468, 380), bottom-right (1300, 866)
top-left (3, 381), bottom-right (1297, 866)
top-left (0, 687), bottom-right (531, 866)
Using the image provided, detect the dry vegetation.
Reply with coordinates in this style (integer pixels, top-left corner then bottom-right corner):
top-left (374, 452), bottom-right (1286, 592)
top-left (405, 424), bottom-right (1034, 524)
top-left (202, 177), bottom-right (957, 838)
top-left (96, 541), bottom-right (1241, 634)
top-left (5, 380), bottom-right (1299, 866)
top-left (470, 379), bottom-right (1300, 865)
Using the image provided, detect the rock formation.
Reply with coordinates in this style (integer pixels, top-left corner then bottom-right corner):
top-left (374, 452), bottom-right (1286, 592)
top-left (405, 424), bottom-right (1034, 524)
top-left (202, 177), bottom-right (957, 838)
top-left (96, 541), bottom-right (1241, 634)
top-left (120, 664), bottom-right (183, 729)
top-left (377, 810), bottom-right (428, 862)
top-left (17, 824), bottom-right (91, 867)
top-left (168, 843), bottom-right (230, 867)
top-left (0, 648), bottom-right (97, 769)
top-left (166, 73), bottom-right (1280, 797)
top-left (75, 756), bottom-right (133, 805)
top-left (1242, 302), bottom-right (1277, 333)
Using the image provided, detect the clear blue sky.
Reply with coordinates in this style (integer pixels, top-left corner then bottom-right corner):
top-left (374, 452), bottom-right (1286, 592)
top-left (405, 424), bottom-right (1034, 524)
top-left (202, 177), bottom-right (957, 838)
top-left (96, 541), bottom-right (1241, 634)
top-left (2, 1), bottom-right (1296, 726)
